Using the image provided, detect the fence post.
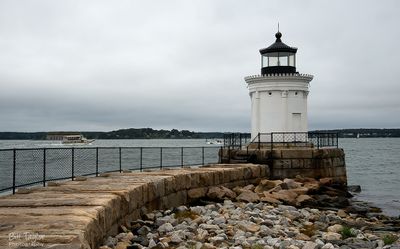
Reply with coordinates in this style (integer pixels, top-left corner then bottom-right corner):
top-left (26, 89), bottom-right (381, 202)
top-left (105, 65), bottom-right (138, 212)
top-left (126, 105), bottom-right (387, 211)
top-left (140, 147), bottom-right (143, 172)
top-left (258, 132), bottom-right (260, 150)
top-left (96, 147), bottom-right (99, 176)
top-left (71, 148), bottom-right (75, 180)
top-left (239, 133), bottom-right (242, 149)
top-left (336, 133), bottom-right (339, 148)
top-left (160, 147), bottom-right (163, 169)
top-left (202, 147), bottom-right (205, 165)
top-left (12, 149), bottom-right (16, 194)
top-left (119, 147), bottom-right (122, 173)
top-left (317, 134), bottom-right (320, 149)
top-left (181, 147), bottom-right (183, 167)
top-left (271, 133), bottom-right (273, 151)
top-left (43, 148), bottom-right (46, 187)
top-left (220, 146), bottom-right (223, 163)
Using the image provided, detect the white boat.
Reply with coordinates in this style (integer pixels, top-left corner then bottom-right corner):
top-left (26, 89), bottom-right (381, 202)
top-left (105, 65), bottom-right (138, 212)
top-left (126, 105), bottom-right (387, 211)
top-left (62, 135), bottom-right (94, 145)
top-left (206, 139), bottom-right (223, 145)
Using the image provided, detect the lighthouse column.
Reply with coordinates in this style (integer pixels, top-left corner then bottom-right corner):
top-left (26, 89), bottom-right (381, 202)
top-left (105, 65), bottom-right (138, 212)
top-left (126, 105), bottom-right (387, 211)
top-left (251, 91), bottom-right (260, 139)
top-left (303, 91), bottom-right (309, 132)
top-left (282, 90), bottom-right (289, 131)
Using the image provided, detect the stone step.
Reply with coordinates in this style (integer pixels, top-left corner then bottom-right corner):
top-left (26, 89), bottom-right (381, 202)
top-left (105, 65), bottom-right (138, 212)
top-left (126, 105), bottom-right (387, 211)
top-left (229, 159), bottom-right (249, 163)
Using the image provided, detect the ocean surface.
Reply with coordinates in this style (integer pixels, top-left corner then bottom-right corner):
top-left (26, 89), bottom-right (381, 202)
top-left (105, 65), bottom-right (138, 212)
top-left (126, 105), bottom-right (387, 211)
top-left (340, 138), bottom-right (400, 217)
top-left (0, 138), bottom-right (399, 217)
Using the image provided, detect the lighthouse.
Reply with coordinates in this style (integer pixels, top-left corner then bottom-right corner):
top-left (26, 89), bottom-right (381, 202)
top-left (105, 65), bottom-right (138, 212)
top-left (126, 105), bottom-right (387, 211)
top-left (245, 31), bottom-right (313, 141)
top-left (221, 31), bottom-right (345, 185)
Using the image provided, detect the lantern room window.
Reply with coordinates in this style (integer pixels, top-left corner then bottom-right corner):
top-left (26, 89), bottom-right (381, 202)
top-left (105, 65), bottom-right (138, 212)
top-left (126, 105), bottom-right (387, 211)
top-left (261, 52), bottom-right (296, 68)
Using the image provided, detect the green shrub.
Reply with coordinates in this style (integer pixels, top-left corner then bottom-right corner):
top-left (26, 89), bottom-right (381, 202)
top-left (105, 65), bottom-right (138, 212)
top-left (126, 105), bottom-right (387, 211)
top-left (340, 226), bottom-right (355, 239)
top-left (251, 244), bottom-right (264, 249)
top-left (383, 234), bottom-right (398, 245)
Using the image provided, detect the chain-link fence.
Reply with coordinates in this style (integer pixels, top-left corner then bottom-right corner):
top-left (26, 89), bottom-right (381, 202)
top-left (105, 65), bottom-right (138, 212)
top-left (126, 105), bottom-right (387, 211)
top-left (0, 146), bottom-right (221, 195)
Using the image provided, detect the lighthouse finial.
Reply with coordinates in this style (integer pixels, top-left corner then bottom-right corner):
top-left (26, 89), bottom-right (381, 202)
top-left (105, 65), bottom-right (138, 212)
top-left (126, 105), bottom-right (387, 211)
top-left (275, 23), bottom-right (282, 41)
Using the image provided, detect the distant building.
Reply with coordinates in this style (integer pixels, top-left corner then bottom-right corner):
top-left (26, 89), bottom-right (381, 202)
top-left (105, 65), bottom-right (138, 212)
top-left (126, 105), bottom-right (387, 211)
top-left (46, 132), bottom-right (81, 140)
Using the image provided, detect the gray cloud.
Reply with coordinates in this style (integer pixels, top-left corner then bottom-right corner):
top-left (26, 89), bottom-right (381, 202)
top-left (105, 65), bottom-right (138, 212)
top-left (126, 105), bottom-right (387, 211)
top-left (0, 0), bottom-right (399, 132)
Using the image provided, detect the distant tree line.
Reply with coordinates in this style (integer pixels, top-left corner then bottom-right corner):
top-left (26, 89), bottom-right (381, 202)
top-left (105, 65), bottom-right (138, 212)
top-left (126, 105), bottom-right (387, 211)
top-left (0, 132), bottom-right (47, 140)
top-left (82, 128), bottom-right (225, 139)
top-left (0, 128), bottom-right (226, 140)
top-left (1, 128), bottom-right (400, 140)
top-left (311, 128), bottom-right (400, 138)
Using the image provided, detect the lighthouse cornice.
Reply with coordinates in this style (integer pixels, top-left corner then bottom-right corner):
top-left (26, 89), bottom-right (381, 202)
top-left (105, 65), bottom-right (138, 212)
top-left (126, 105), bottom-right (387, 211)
top-left (245, 73), bottom-right (313, 93)
top-left (244, 73), bottom-right (314, 83)
top-left (246, 82), bottom-right (310, 93)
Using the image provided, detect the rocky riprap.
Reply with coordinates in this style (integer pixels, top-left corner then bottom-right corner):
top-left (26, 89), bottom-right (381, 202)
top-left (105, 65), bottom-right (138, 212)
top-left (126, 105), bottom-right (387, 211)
top-left (99, 178), bottom-right (400, 249)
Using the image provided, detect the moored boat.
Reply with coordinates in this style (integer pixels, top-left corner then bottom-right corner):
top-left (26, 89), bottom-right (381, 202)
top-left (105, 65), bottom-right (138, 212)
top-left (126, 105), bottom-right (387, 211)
top-left (62, 135), bottom-right (94, 145)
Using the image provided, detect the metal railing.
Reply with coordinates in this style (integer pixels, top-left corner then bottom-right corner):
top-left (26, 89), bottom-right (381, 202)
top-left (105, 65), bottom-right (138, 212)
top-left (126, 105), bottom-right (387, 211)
top-left (224, 132), bottom-right (338, 149)
top-left (222, 132), bottom-right (338, 163)
top-left (0, 146), bottom-right (221, 195)
top-left (223, 133), bottom-right (251, 150)
top-left (269, 132), bottom-right (338, 149)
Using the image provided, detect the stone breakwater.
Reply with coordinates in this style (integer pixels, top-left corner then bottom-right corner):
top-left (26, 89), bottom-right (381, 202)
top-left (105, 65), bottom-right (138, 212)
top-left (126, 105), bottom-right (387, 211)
top-left (100, 201), bottom-right (400, 249)
top-left (0, 164), bottom-right (268, 249)
top-left (99, 177), bottom-right (400, 249)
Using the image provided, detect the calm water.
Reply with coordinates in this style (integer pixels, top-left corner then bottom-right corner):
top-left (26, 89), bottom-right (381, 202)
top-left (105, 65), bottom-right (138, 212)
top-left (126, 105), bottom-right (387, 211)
top-left (0, 138), bottom-right (399, 216)
top-left (340, 138), bottom-right (400, 217)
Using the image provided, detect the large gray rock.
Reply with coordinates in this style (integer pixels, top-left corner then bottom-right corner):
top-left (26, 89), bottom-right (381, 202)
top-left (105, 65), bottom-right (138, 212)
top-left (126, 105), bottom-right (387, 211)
top-left (283, 178), bottom-right (303, 189)
top-left (259, 225), bottom-right (275, 237)
top-left (105, 236), bottom-right (118, 248)
top-left (321, 243), bottom-right (335, 249)
top-left (170, 231), bottom-right (184, 244)
top-left (238, 221), bottom-right (260, 233)
top-left (327, 224), bottom-right (343, 233)
top-left (236, 190), bottom-right (260, 203)
top-left (296, 194), bottom-right (315, 206)
top-left (201, 243), bottom-right (217, 249)
top-left (270, 190), bottom-right (298, 205)
top-left (199, 224), bottom-right (220, 231)
top-left (190, 206), bottom-right (207, 215)
top-left (322, 232), bottom-right (342, 241)
top-left (259, 179), bottom-right (283, 190)
top-left (207, 186), bottom-right (237, 200)
top-left (302, 241), bottom-right (319, 249)
top-left (209, 235), bottom-right (226, 244)
top-left (196, 228), bottom-right (209, 242)
top-left (157, 222), bottom-right (174, 234)
top-left (137, 226), bottom-right (151, 236)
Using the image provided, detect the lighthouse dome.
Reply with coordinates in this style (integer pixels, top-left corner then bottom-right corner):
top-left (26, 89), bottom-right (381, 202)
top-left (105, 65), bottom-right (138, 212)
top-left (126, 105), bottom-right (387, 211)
top-left (259, 32), bottom-right (297, 75)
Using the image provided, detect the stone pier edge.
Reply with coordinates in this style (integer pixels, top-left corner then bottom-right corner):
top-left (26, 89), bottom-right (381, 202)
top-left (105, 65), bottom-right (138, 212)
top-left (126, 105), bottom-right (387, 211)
top-left (0, 164), bottom-right (269, 249)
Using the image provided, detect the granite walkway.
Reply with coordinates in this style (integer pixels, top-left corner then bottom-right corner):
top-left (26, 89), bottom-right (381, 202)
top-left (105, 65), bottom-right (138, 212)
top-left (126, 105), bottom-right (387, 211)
top-left (0, 164), bottom-right (268, 249)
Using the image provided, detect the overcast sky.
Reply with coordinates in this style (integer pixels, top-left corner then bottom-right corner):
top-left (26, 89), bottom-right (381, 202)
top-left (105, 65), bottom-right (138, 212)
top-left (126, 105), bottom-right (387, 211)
top-left (0, 0), bottom-right (399, 132)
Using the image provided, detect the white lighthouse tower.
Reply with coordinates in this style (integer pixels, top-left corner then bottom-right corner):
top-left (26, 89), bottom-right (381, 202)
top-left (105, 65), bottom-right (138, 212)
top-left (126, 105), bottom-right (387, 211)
top-left (245, 31), bottom-right (313, 141)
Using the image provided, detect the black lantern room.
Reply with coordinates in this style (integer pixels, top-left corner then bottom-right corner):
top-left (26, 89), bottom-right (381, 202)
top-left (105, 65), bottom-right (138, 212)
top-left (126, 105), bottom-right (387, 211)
top-left (260, 32), bottom-right (297, 75)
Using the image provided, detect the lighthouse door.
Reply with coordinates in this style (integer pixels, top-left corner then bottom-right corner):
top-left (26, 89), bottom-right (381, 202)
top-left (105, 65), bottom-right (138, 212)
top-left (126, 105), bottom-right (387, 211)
top-left (292, 113), bottom-right (302, 131)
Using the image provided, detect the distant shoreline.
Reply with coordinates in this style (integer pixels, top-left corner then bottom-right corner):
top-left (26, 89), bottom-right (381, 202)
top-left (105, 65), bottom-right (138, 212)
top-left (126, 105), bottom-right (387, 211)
top-left (0, 128), bottom-right (400, 140)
